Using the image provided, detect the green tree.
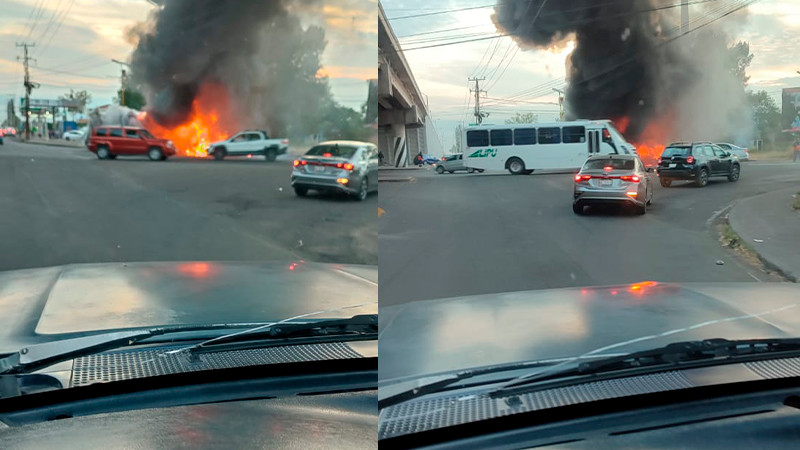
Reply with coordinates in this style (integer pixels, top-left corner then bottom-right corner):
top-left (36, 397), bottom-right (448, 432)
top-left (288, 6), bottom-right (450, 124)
top-left (117, 88), bottom-right (146, 110)
top-left (727, 41), bottom-right (753, 86)
top-left (317, 101), bottom-right (371, 141)
top-left (747, 90), bottom-right (782, 143)
top-left (505, 112), bottom-right (538, 124)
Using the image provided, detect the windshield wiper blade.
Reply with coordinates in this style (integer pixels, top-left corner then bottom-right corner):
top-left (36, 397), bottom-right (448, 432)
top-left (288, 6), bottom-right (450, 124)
top-left (187, 314), bottom-right (378, 355)
top-left (489, 338), bottom-right (800, 398)
top-left (378, 359), bottom-right (565, 410)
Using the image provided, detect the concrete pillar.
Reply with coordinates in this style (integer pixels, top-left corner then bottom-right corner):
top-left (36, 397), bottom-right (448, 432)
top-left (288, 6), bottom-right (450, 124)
top-left (390, 121), bottom-right (407, 167)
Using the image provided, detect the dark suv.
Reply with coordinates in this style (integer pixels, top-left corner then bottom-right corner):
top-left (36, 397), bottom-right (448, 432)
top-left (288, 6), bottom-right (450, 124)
top-left (656, 142), bottom-right (740, 187)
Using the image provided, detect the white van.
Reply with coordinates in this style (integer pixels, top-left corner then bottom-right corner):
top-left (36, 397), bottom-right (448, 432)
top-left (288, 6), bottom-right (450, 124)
top-left (462, 120), bottom-right (636, 174)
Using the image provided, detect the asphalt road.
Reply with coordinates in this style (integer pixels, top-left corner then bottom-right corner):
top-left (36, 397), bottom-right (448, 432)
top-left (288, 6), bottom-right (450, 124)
top-left (379, 161), bottom-right (800, 307)
top-left (0, 138), bottom-right (376, 271)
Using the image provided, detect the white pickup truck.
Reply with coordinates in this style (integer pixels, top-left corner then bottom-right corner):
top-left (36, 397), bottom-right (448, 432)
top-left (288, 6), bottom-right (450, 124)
top-left (207, 130), bottom-right (289, 162)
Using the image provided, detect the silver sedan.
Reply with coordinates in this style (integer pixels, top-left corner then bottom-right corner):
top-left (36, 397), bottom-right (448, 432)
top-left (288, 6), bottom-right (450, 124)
top-left (291, 140), bottom-right (378, 201)
top-left (573, 154), bottom-right (654, 215)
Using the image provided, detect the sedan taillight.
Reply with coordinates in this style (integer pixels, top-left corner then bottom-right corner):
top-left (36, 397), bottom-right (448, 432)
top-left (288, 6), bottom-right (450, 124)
top-left (574, 174), bottom-right (591, 182)
top-left (620, 175), bottom-right (640, 182)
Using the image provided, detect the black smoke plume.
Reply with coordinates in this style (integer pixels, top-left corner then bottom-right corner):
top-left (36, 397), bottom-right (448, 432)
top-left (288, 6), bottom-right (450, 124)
top-left (493, 0), bottom-right (750, 142)
top-left (128, 0), bottom-right (327, 132)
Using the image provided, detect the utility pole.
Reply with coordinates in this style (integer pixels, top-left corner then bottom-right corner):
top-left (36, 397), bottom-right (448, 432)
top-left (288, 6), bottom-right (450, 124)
top-left (553, 88), bottom-right (565, 121)
top-left (16, 42), bottom-right (37, 140)
top-left (469, 77), bottom-right (488, 124)
top-left (112, 59), bottom-right (130, 107)
top-left (681, 0), bottom-right (689, 34)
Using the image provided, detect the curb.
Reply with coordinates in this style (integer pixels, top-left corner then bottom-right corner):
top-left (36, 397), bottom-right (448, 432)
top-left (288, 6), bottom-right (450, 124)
top-left (17, 139), bottom-right (84, 149)
top-left (727, 190), bottom-right (799, 283)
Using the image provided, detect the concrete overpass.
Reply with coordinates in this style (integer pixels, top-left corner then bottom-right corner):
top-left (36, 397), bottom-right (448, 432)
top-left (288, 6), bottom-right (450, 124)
top-left (378, 2), bottom-right (430, 167)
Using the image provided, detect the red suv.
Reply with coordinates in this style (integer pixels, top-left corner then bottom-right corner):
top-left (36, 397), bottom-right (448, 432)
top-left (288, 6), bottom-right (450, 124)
top-left (87, 126), bottom-right (176, 161)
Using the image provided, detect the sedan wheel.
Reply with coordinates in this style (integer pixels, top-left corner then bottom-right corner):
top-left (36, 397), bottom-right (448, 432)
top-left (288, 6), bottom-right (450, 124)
top-left (436, 166), bottom-right (445, 174)
top-left (353, 178), bottom-right (368, 201)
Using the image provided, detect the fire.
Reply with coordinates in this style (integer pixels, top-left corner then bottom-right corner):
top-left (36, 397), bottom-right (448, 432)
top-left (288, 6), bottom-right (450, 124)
top-left (613, 113), bottom-right (675, 167)
top-left (141, 84), bottom-right (235, 157)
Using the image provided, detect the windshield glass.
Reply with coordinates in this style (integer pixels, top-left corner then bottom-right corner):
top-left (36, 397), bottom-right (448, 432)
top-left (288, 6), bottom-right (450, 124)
top-left (377, 0), bottom-right (799, 403)
top-left (0, 0), bottom-right (378, 417)
top-left (662, 146), bottom-right (692, 157)
top-left (306, 144), bottom-right (358, 159)
top-left (582, 158), bottom-right (635, 171)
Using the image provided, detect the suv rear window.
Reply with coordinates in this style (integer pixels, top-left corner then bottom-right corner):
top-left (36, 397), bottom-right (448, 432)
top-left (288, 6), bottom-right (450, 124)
top-left (661, 146), bottom-right (691, 157)
top-left (582, 158), bottom-right (635, 171)
top-left (109, 128), bottom-right (123, 138)
top-left (305, 144), bottom-right (357, 159)
top-left (95, 128), bottom-right (107, 136)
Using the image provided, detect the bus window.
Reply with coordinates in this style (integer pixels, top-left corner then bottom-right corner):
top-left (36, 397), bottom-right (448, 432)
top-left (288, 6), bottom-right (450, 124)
top-left (562, 126), bottom-right (586, 143)
top-left (490, 129), bottom-right (513, 146)
top-left (514, 128), bottom-right (536, 145)
top-left (466, 130), bottom-right (489, 147)
top-left (538, 127), bottom-right (561, 144)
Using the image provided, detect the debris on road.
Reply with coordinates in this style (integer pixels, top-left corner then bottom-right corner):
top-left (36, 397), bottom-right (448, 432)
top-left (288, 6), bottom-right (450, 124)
top-left (754, 239), bottom-right (764, 243)
top-left (716, 260), bottom-right (725, 265)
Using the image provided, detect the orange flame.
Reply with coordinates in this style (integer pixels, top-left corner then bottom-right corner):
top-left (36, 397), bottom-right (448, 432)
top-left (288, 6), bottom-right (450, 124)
top-left (142, 84), bottom-right (236, 157)
top-left (613, 113), bottom-right (675, 167)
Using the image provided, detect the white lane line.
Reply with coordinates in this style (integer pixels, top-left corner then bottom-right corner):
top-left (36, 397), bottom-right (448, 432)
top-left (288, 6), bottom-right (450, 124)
top-left (747, 272), bottom-right (762, 282)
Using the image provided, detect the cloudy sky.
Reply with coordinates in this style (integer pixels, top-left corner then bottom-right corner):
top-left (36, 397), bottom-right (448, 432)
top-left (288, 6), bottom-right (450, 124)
top-left (382, 0), bottom-right (800, 150)
top-left (0, 0), bottom-right (376, 122)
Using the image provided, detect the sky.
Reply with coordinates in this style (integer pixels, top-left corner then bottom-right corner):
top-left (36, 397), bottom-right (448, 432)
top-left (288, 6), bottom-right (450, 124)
top-left (0, 0), bottom-right (377, 123)
top-left (382, 0), bottom-right (800, 151)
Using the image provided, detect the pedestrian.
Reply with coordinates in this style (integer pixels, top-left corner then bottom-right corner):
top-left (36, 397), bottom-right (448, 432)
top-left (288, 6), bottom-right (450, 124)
top-left (794, 137), bottom-right (800, 163)
top-left (378, 151), bottom-right (384, 165)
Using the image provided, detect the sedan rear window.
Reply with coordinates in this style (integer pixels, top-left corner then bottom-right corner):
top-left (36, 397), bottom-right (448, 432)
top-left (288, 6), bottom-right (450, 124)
top-left (582, 158), bottom-right (635, 171)
top-left (661, 146), bottom-right (691, 157)
top-left (305, 144), bottom-right (357, 159)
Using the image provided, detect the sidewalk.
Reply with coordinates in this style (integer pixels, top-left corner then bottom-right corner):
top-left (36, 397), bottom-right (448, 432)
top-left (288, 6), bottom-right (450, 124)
top-left (729, 187), bottom-right (800, 282)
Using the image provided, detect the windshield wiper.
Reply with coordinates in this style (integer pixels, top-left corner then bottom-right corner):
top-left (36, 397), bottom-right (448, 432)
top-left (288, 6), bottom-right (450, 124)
top-left (0, 300), bottom-right (378, 376)
top-left (489, 338), bottom-right (800, 398)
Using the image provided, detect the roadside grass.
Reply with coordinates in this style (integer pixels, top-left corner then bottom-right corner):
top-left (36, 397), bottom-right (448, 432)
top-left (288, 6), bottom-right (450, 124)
top-left (793, 192), bottom-right (800, 211)
top-left (717, 218), bottom-right (764, 269)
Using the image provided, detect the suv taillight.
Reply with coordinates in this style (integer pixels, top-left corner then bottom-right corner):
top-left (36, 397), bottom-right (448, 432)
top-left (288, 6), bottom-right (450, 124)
top-left (686, 155), bottom-right (695, 164)
top-left (281, 139), bottom-right (289, 145)
top-left (657, 157), bottom-right (662, 165)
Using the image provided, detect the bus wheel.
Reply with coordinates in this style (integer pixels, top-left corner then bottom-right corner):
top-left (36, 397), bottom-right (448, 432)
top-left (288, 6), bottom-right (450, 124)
top-left (507, 158), bottom-right (525, 175)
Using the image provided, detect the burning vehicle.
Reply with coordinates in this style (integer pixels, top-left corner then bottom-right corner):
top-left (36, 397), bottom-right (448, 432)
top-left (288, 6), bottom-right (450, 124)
top-left (492, 0), bottom-right (756, 166)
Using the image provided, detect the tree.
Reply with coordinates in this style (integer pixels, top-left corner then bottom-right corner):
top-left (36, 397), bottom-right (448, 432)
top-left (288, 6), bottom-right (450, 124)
top-left (317, 101), bottom-right (371, 141)
top-left (747, 90), bottom-right (782, 143)
top-left (117, 88), bottom-right (146, 110)
top-left (727, 41), bottom-right (753, 86)
top-left (60, 89), bottom-right (91, 113)
top-left (505, 112), bottom-right (538, 124)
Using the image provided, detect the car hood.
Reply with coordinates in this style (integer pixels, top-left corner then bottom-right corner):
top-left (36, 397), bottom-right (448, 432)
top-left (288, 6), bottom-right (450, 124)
top-left (379, 282), bottom-right (800, 383)
top-left (0, 261), bottom-right (376, 353)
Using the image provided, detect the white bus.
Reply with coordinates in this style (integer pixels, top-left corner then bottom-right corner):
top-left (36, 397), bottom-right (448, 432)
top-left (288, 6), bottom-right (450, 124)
top-left (462, 120), bottom-right (636, 174)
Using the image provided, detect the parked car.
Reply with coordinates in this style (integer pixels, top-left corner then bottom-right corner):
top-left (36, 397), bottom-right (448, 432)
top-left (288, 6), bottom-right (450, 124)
top-left (87, 126), bottom-right (176, 161)
top-left (573, 154), bottom-right (654, 215)
top-left (715, 142), bottom-right (749, 161)
top-left (207, 130), bottom-right (288, 161)
top-left (435, 153), bottom-right (481, 174)
top-left (656, 142), bottom-right (740, 187)
top-left (63, 129), bottom-right (85, 141)
top-left (291, 141), bottom-right (378, 201)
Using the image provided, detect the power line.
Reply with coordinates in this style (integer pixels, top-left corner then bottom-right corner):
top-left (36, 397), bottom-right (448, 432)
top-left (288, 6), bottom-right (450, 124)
top-left (388, 4), bottom-right (494, 20)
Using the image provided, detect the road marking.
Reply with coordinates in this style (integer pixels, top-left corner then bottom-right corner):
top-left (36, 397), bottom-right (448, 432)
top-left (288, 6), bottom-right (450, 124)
top-left (747, 272), bottom-right (762, 282)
